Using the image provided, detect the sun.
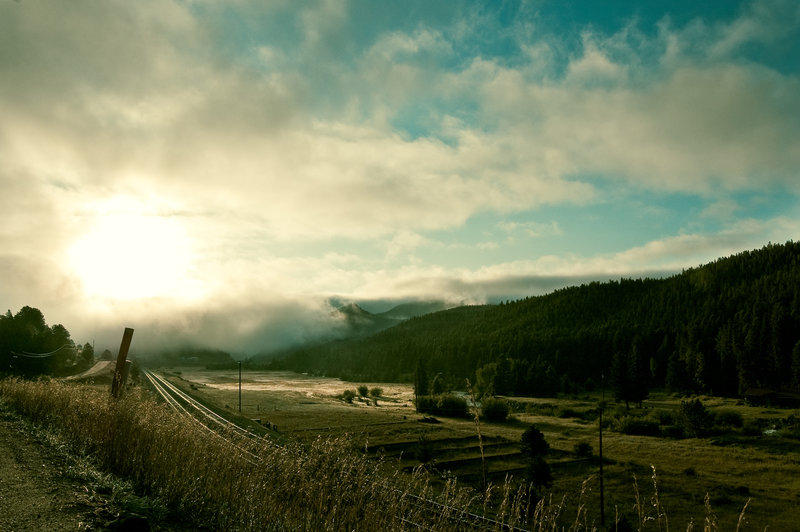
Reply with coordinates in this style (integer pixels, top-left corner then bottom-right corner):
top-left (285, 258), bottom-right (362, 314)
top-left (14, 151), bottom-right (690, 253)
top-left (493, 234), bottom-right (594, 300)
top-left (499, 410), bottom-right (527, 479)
top-left (68, 196), bottom-right (202, 301)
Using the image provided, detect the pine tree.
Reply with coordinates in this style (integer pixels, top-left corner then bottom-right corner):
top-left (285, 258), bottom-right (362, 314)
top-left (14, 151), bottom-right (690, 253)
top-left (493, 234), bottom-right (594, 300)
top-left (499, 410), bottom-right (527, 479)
top-left (413, 360), bottom-right (428, 412)
top-left (610, 351), bottom-right (631, 409)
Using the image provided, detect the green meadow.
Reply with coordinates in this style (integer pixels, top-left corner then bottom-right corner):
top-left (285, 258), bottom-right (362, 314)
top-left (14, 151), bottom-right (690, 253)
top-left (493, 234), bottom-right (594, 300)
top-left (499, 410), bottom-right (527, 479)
top-left (162, 368), bottom-right (800, 530)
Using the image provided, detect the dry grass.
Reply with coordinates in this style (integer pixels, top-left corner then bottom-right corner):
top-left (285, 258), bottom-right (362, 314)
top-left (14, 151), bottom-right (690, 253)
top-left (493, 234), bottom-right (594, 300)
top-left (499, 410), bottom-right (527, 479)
top-left (1, 377), bottom-right (765, 531)
top-left (0, 377), bottom-right (545, 530)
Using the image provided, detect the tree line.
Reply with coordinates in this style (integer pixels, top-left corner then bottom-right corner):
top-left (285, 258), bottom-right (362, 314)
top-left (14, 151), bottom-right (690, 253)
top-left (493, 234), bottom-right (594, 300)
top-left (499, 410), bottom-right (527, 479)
top-left (0, 306), bottom-right (93, 376)
top-left (270, 241), bottom-right (800, 398)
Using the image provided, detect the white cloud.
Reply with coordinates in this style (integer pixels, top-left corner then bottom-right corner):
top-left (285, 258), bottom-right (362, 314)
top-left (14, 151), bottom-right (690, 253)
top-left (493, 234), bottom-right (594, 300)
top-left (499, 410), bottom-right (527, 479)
top-left (700, 200), bottom-right (741, 221)
top-left (565, 36), bottom-right (628, 86)
top-left (300, 0), bottom-right (349, 52)
top-left (480, 59), bottom-right (800, 196)
top-left (385, 230), bottom-right (430, 260)
top-left (1, 0), bottom-right (799, 353)
top-left (497, 221), bottom-right (562, 238)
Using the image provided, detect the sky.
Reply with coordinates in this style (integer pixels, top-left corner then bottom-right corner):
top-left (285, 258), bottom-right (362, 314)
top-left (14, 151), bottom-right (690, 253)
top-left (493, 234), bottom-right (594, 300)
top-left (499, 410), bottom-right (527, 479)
top-left (1, 0), bottom-right (799, 355)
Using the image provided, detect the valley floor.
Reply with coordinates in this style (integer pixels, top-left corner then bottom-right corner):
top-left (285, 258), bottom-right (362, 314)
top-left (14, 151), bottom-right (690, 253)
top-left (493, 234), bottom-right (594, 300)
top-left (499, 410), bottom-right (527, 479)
top-left (161, 368), bottom-right (800, 530)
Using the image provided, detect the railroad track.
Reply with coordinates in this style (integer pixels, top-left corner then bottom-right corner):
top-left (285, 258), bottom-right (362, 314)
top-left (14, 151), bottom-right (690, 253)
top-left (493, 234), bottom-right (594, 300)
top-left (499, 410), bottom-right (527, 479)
top-left (143, 369), bottom-right (529, 531)
top-left (143, 370), bottom-right (266, 455)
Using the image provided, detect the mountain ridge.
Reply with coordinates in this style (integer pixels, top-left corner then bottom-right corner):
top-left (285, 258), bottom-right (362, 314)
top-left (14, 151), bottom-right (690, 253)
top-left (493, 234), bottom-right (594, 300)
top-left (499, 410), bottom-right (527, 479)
top-left (272, 241), bottom-right (800, 397)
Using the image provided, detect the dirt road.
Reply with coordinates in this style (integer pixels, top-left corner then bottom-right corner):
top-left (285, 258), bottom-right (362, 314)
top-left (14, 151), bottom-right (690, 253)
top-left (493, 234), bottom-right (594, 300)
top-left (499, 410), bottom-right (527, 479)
top-left (0, 412), bottom-right (138, 531)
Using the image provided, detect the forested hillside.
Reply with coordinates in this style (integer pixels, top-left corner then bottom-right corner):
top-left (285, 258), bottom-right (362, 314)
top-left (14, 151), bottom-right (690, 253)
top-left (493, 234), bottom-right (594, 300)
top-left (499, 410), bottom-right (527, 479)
top-left (271, 242), bottom-right (800, 398)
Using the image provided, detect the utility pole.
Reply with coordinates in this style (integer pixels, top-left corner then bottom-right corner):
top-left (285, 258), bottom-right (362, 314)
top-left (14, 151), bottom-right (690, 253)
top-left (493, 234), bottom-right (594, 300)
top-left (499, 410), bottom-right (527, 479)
top-left (599, 372), bottom-right (605, 528)
top-left (238, 361), bottom-right (242, 413)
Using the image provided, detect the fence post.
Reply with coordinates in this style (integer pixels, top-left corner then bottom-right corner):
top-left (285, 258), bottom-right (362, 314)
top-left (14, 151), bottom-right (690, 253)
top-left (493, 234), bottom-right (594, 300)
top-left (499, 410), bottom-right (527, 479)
top-left (111, 327), bottom-right (134, 398)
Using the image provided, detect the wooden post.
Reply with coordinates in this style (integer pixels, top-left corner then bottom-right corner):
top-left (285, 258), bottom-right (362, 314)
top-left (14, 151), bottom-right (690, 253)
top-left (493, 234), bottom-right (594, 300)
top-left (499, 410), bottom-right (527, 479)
top-left (111, 327), bottom-right (134, 398)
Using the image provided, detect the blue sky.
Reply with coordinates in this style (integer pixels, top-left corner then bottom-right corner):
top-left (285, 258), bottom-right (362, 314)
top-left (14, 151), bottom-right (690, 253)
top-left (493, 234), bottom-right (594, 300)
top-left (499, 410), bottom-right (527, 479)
top-left (1, 0), bottom-right (799, 352)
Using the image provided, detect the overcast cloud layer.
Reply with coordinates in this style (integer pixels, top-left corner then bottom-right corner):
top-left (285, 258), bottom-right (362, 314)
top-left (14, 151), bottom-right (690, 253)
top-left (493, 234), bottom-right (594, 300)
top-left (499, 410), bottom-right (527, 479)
top-left (1, 0), bottom-right (799, 354)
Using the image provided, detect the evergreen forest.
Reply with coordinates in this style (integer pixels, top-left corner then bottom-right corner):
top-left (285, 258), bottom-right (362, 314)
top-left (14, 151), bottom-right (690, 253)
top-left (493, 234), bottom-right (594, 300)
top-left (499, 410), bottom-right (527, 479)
top-left (0, 306), bottom-right (90, 375)
top-left (270, 241), bottom-right (800, 399)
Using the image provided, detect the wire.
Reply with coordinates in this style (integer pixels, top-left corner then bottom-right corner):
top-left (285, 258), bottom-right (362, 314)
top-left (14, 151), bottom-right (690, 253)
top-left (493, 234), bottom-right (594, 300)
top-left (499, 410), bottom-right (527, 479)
top-left (12, 344), bottom-right (74, 358)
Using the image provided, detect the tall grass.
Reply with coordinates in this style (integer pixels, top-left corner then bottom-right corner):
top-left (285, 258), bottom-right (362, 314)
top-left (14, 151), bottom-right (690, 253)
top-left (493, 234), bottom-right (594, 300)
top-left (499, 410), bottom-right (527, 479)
top-left (0, 378), bottom-right (750, 531)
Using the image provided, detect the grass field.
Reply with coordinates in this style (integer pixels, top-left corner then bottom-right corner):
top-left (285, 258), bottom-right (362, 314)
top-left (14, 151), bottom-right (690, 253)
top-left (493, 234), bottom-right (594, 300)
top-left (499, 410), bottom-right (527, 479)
top-left (161, 368), bottom-right (800, 530)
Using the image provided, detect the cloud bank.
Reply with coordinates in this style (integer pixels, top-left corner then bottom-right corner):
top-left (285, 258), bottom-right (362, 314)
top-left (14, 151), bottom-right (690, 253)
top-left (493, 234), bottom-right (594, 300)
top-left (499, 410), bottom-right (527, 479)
top-left (1, 0), bottom-right (798, 353)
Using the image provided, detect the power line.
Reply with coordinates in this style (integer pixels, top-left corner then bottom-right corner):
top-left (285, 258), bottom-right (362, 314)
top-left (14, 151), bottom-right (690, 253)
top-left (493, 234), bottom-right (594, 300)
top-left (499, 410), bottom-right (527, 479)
top-left (12, 344), bottom-right (74, 358)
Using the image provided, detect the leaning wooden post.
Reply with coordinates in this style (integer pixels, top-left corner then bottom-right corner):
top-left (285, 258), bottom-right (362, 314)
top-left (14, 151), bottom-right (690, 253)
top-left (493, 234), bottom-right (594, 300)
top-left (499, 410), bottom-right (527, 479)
top-left (111, 327), bottom-right (134, 398)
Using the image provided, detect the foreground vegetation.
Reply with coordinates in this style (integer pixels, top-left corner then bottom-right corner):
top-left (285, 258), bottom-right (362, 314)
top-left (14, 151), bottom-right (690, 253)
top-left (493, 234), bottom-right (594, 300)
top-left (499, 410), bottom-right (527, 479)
top-left (2, 376), bottom-right (772, 530)
top-left (0, 378), bottom-right (539, 530)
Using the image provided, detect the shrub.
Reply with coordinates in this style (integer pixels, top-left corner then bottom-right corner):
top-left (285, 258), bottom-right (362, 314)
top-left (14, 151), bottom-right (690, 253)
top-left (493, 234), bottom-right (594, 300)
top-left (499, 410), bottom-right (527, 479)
top-left (341, 389), bottom-right (356, 403)
top-left (612, 416), bottom-right (661, 436)
top-left (741, 421), bottom-right (762, 436)
top-left (357, 385), bottom-right (369, 397)
top-left (368, 387), bottom-right (383, 398)
top-left (663, 425), bottom-right (684, 439)
top-left (557, 407), bottom-right (579, 419)
top-left (573, 441), bottom-right (593, 458)
top-left (652, 409), bottom-right (674, 426)
top-left (415, 395), bottom-right (437, 413)
top-left (415, 394), bottom-right (469, 418)
top-left (714, 410), bottom-right (743, 428)
top-left (481, 397), bottom-right (510, 422)
top-left (781, 414), bottom-right (800, 440)
top-left (677, 399), bottom-right (713, 437)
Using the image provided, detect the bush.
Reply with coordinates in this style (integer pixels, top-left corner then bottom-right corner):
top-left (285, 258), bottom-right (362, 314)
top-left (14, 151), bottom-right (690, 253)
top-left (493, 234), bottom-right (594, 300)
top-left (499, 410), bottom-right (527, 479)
top-left (612, 416), bottom-right (661, 436)
top-left (341, 389), bottom-right (356, 403)
top-left (556, 407), bottom-right (579, 419)
top-left (415, 394), bottom-right (469, 418)
top-left (368, 387), bottom-right (383, 398)
top-left (481, 397), bottom-right (510, 422)
top-left (714, 410), bottom-right (743, 428)
top-left (357, 385), bottom-right (369, 397)
top-left (741, 421), bottom-right (762, 436)
top-left (652, 409), bottom-right (674, 426)
top-left (663, 425), bottom-right (684, 439)
top-left (573, 441), bottom-right (593, 458)
top-left (781, 414), bottom-right (800, 440)
top-left (677, 399), bottom-right (713, 437)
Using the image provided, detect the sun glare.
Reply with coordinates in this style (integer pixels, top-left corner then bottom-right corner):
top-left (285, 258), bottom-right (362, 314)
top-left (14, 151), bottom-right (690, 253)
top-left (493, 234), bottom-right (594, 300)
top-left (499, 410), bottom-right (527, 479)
top-left (69, 197), bottom-right (202, 301)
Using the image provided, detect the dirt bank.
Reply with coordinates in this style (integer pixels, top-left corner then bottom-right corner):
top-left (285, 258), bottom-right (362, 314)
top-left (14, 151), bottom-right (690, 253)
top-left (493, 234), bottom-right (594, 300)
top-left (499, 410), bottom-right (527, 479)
top-left (0, 413), bottom-right (107, 530)
top-left (0, 410), bottom-right (169, 531)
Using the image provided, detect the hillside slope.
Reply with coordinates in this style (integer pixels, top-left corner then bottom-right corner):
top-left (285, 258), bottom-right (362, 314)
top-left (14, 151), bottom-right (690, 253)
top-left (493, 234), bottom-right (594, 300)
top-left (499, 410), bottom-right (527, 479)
top-left (272, 242), bottom-right (800, 397)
